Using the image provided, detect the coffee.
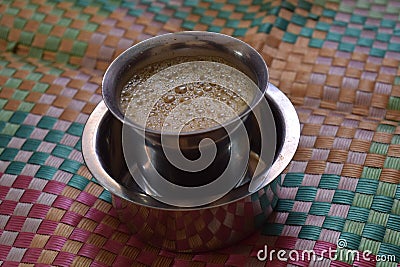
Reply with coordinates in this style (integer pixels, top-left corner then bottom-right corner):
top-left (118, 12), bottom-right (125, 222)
top-left (120, 56), bottom-right (258, 132)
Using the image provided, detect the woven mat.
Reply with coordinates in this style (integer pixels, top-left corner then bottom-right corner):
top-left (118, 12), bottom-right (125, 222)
top-left (1, 0), bottom-right (400, 266)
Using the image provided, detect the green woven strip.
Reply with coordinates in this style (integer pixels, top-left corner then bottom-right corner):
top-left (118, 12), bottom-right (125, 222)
top-left (74, 139), bottom-right (82, 152)
top-left (322, 216), bottom-right (346, 231)
top-left (59, 159), bottom-right (82, 173)
top-left (282, 173), bottom-right (304, 187)
top-left (368, 210), bottom-right (389, 226)
top-left (347, 206), bottom-right (370, 222)
top-left (377, 124), bottom-right (396, 134)
top-left (8, 111), bottom-right (28, 124)
top-left (352, 193), bottom-right (374, 209)
top-left (5, 161), bottom-right (26, 175)
top-left (98, 189), bottom-right (112, 203)
top-left (377, 182), bottom-right (397, 198)
top-left (21, 139), bottom-right (41, 151)
top-left (2, 124), bottom-right (19, 136)
top-left (384, 157), bottom-right (400, 169)
top-left (44, 130), bottom-right (64, 143)
top-left (362, 223), bottom-right (387, 241)
top-left (371, 196), bottom-right (395, 213)
top-left (362, 166), bottom-right (382, 180)
top-left (52, 144), bottom-right (73, 159)
top-left (298, 225), bottom-right (321, 240)
top-left (68, 174), bottom-right (90, 190)
top-left (261, 223), bottom-right (284, 236)
top-left (37, 117), bottom-right (57, 130)
top-left (359, 237), bottom-right (381, 254)
top-left (339, 232), bottom-right (362, 250)
top-left (370, 142), bottom-right (389, 155)
top-left (384, 229), bottom-right (400, 246)
top-left (378, 244), bottom-right (400, 263)
top-left (333, 190), bottom-right (355, 205)
top-left (0, 148), bottom-right (18, 161)
top-left (318, 174), bottom-right (340, 189)
top-left (388, 97), bottom-right (400, 111)
top-left (309, 202), bottom-right (331, 216)
top-left (387, 214), bottom-right (400, 231)
top-left (392, 200), bottom-right (400, 215)
top-left (0, 1), bottom-right (399, 265)
top-left (286, 212), bottom-right (307, 225)
top-left (275, 199), bottom-right (295, 211)
top-left (355, 178), bottom-right (379, 194)
top-left (392, 134), bottom-right (400, 145)
top-left (67, 123), bottom-right (84, 136)
top-left (35, 165), bottom-right (57, 180)
top-left (28, 152), bottom-right (49, 165)
top-left (295, 186), bottom-right (318, 201)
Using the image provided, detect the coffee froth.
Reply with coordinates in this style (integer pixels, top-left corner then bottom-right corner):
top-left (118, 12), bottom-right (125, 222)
top-left (120, 57), bottom-right (259, 132)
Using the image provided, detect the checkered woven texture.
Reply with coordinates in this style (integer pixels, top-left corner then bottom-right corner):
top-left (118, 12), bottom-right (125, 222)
top-left (1, 0), bottom-right (400, 266)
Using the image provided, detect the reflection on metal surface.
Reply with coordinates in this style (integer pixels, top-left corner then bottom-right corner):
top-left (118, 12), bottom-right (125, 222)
top-left (102, 31), bottom-right (276, 207)
top-left (82, 84), bottom-right (299, 252)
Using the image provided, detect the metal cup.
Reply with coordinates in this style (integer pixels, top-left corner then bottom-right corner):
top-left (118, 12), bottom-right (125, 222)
top-left (102, 31), bottom-right (272, 207)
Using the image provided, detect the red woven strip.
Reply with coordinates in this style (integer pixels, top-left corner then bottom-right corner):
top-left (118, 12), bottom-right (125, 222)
top-left (21, 248), bottom-right (42, 262)
top-left (330, 260), bottom-right (353, 266)
top-left (52, 195), bottom-right (74, 210)
top-left (0, 186), bottom-right (9, 199)
top-left (28, 204), bottom-right (50, 218)
top-left (274, 236), bottom-right (298, 250)
top-left (0, 244), bottom-right (12, 260)
top-left (198, 227), bottom-right (214, 244)
top-left (136, 250), bottom-right (158, 266)
top-left (84, 207), bottom-right (107, 222)
top-left (0, 200), bottom-right (17, 215)
top-left (288, 253), bottom-right (311, 266)
top-left (202, 263), bottom-right (224, 267)
top-left (36, 220), bottom-right (58, 235)
top-left (93, 221), bottom-right (115, 238)
top-left (113, 256), bottom-right (133, 266)
top-left (52, 251), bottom-right (75, 267)
top-left (13, 232), bottom-right (35, 247)
top-left (60, 211), bottom-right (83, 226)
top-left (90, 261), bottom-right (109, 267)
top-left (69, 227), bottom-right (90, 242)
top-left (171, 259), bottom-right (191, 267)
top-left (192, 254), bottom-right (214, 262)
top-left (2, 261), bottom-right (19, 267)
top-left (126, 235), bottom-right (146, 247)
top-left (314, 240), bottom-right (336, 257)
top-left (78, 243), bottom-right (101, 258)
top-left (266, 258), bottom-right (290, 266)
top-left (116, 222), bottom-right (129, 233)
top-left (76, 191), bottom-right (98, 206)
top-left (232, 216), bottom-right (245, 231)
top-left (45, 235), bottom-right (68, 251)
top-left (214, 224), bottom-right (231, 240)
top-left (11, 175), bottom-right (32, 189)
top-left (20, 189), bottom-right (41, 203)
top-left (352, 253), bottom-right (377, 267)
top-left (43, 180), bottom-right (65, 195)
top-left (103, 239), bottom-right (124, 254)
top-left (224, 254), bottom-right (248, 266)
top-left (5, 215), bottom-right (26, 231)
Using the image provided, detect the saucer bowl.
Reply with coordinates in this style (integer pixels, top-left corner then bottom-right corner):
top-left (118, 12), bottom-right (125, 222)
top-left (82, 84), bottom-right (300, 252)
